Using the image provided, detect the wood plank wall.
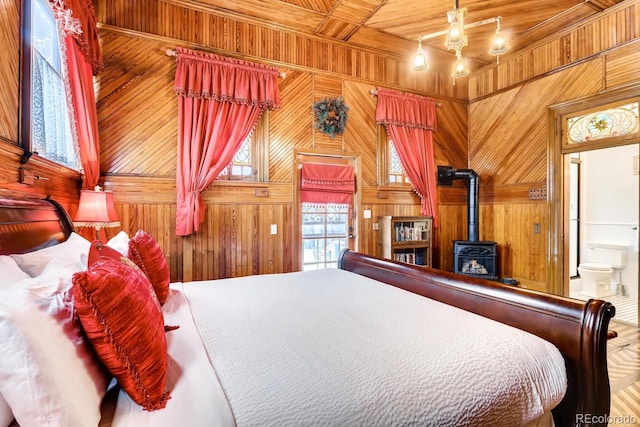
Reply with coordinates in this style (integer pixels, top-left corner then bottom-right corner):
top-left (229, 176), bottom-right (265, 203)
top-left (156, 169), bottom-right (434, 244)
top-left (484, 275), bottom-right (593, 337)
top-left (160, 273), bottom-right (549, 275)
top-left (94, 0), bottom-right (469, 101)
top-left (96, 28), bottom-right (469, 282)
top-left (469, 0), bottom-right (639, 100)
top-left (1, 0), bottom-right (637, 290)
top-left (0, 0), bottom-right (20, 144)
top-left (469, 3), bottom-right (640, 291)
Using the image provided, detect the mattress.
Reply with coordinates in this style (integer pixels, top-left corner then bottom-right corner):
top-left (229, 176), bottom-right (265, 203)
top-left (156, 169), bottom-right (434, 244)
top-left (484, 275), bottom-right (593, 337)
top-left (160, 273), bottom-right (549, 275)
top-left (109, 268), bottom-right (567, 426)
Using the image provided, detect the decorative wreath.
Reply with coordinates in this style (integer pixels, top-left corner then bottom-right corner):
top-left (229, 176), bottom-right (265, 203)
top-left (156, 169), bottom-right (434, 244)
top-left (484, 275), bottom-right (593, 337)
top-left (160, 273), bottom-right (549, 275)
top-left (312, 96), bottom-right (349, 138)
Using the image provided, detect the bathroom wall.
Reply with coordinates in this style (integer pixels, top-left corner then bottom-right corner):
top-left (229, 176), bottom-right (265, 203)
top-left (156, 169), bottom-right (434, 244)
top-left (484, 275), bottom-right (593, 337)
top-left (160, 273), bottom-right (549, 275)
top-left (580, 144), bottom-right (640, 300)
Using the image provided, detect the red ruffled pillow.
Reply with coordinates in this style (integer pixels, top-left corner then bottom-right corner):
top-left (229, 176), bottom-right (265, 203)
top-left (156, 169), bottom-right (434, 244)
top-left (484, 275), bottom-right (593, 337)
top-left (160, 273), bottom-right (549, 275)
top-left (72, 258), bottom-right (170, 410)
top-left (128, 231), bottom-right (170, 305)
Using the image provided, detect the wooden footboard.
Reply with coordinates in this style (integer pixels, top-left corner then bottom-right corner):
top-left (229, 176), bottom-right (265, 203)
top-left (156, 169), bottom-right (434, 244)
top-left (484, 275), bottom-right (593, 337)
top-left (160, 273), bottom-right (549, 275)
top-left (338, 249), bottom-right (615, 427)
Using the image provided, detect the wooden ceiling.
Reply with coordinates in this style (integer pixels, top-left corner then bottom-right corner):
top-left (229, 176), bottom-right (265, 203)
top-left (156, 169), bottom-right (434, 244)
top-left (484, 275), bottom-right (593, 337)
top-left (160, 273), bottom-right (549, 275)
top-left (177, 0), bottom-right (626, 67)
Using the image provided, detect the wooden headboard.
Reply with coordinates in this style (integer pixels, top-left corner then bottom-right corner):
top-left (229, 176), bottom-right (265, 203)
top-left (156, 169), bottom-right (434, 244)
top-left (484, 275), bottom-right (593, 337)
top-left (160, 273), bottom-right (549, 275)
top-left (0, 196), bottom-right (74, 255)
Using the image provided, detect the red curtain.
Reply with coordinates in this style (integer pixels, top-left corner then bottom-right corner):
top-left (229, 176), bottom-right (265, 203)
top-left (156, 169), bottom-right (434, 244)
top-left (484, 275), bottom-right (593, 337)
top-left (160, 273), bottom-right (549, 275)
top-left (375, 87), bottom-right (438, 225)
top-left (300, 163), bottom-right (355, 205)
top-left (174, 48), bottom-right (281, 236)
top-left (64, 36), bottom-right (100, 189)
top-left (53, 0), bottom-right (103, 189)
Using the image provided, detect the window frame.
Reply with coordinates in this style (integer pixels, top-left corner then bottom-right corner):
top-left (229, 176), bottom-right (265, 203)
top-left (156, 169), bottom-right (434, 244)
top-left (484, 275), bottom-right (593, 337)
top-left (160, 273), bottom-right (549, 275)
top-left (377, 124), bottom-right (410, 187)
top-left (215, 111), bottom-right (269, 183)
top-left (19, 0), bottom-right (78, 170)
top-left (561, 97), bottom-right (640, 153)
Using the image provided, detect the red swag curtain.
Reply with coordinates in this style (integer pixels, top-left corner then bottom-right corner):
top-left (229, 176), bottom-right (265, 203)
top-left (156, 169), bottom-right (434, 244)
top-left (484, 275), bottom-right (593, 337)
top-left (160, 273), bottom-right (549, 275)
top-left (375, 87), bottom-right (438, 225)
top-left (174, 47), bottom-right (281, 236)
top-left (300, 163), bottom-right (355, 205)
top-left (53, 0), bottom-right (103, 189)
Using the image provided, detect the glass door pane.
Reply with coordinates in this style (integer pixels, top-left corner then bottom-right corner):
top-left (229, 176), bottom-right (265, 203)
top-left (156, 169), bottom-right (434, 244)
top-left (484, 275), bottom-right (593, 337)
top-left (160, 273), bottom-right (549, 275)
top-left (302, 203), bottom-right (349, 270)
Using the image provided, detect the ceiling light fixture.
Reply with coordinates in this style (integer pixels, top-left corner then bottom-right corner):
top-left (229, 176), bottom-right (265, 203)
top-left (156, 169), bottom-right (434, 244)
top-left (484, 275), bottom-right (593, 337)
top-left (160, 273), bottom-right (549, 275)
top-left (412, 40), bottom-right (429, 72)
top-left (412, 0), bottom-right (510, 84)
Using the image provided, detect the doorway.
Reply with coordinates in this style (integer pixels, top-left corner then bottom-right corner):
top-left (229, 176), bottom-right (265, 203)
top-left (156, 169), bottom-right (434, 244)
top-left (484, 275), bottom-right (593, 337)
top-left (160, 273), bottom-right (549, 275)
top-left (549, 88), bottom-right (640, 326)
top-left (566, 145), bottom-right (639, 326)
top-left (294, 151), bottom-right (360, 270)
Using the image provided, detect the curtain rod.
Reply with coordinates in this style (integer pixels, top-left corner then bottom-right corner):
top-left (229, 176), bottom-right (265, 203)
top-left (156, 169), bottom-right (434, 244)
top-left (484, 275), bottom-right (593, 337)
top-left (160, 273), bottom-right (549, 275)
top-left (165, 49), bottom-right (286, 78)
top-left (369, 89), bottom-right (442, 107)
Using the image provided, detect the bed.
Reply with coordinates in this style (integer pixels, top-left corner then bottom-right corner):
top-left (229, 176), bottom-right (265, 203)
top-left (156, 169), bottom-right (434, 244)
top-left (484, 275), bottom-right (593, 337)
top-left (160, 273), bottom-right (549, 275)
top-left (0, 195), bottom-right (615, 427)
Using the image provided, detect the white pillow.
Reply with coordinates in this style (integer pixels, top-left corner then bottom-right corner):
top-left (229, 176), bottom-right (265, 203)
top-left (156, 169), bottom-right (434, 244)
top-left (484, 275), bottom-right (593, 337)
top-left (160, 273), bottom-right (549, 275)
top-left (0, 393), bottom-right (13, 427)
top-left (9, 232), bottom-right (90, 277)
top-left (0, 259), bottom-right (108, 427)
top-left (107, 231), bottom-right (130, 257)
top-left (0, 256), bottom-right (30, 289)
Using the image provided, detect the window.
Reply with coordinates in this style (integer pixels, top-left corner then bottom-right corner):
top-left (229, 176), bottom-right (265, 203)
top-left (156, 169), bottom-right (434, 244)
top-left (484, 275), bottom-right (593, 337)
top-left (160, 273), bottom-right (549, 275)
top-left (378, 125), bottom-right (410, 186)
top-left (21, 0), bottom-right (78, 169)
top-left (301, 203), bottom-right (349, 270)
top-left (215, 112), bottom-right (269, 182)
top-left (217, 134), bottom-right (255, 180)
top-left (388, 139), bottom-right (410, 185)
top-left (564, 100), bottom-right (639, 146)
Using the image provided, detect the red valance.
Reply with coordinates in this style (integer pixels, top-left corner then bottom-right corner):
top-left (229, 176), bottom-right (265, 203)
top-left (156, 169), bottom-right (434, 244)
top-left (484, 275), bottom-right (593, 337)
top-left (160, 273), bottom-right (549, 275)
top-left (174, 47), bottom-right (281, 110)
top-left (375, 87), bottom-right (437, 131)
top-left (300, 163), bottom-right (355, 205)
top-left (51, 0), bottom-right (103, 75)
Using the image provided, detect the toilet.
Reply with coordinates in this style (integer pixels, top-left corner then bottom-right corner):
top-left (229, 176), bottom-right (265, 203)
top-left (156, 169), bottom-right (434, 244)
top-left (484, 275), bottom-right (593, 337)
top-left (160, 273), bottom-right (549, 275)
top-left (578, 243), bottom-right (628, 298)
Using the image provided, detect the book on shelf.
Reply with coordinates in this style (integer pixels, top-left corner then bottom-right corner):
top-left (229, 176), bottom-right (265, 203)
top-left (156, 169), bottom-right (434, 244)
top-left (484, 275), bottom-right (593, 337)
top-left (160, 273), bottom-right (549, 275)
top-left (394, 224), bottom-right (426, 242)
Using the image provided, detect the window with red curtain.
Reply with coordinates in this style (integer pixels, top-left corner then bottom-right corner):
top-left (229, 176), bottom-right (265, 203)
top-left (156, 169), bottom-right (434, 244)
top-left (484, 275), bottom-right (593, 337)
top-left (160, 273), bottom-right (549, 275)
top-left (300, 163), bottom-right (355, 205)
top-left (173, 48), bottom-right (281, 236)
top-left (21, 0), bottom-right (103, 190)
top-left (375, 87), bottom-right (438, 226)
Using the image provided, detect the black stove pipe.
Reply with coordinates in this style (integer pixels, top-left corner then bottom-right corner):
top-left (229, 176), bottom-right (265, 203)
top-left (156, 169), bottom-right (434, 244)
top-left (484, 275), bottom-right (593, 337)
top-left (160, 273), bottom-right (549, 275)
top-left (438, 167), bottom-right (479, 241)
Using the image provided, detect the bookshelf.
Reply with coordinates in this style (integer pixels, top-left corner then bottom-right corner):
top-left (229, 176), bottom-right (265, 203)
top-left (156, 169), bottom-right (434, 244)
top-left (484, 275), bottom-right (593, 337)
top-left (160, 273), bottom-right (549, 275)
top-left (377, 216), bottom-right (432, 266)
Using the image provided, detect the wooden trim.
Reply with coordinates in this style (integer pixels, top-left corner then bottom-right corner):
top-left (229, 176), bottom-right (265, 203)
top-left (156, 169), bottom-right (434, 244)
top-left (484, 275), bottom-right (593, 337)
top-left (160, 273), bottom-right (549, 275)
top-left (470, 3), bottom-right (640, 101)
top-left (97, 23), bottom-right (469, 105)
top-left (479, 182), bottom-right (548, 204)
top-left (548, 104), bottom-right (564, 296)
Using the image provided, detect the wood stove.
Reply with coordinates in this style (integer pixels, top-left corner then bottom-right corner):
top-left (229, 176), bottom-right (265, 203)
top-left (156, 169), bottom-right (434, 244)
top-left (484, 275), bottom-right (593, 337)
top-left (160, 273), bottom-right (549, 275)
top-left (439, 166), bottom-right (498, 281)
top-left (453, 240), bottom-right (498, 280)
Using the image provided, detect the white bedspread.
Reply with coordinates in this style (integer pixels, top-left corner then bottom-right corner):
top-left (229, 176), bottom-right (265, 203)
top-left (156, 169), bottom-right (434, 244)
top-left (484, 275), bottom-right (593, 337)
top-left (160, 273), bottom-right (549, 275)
top-left (109, 286), bottom-right (235, 427)
top-left (178, 268), bottom-right (567, 427)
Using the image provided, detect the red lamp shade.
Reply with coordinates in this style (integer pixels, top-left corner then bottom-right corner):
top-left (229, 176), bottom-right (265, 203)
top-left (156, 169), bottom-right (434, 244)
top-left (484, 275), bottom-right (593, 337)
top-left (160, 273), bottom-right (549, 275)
top-left (74, 188), bottom-right (120, 233)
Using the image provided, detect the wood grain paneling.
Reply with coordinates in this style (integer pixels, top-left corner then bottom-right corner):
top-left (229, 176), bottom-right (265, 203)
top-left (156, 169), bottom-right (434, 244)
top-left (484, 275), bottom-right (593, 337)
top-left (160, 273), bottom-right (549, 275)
top-left (469, 0), bottom-right (639, 99)
top-left (97, 33), bottom-right (178, 176)
top-left (605, 40), bottom-right (640, 88)
top-left (0, 142), bottom-right (82, 208)
top-left (432, 100), bottom-right (469, 169)
top-left (269, 70), bottom-right (313, 182)
top-left (0, 0), bottom-right (20, 143)
top-left (313, 74), bottom-right (344, 150)
top-left (96, 0), bottom-right (468, 100)
top-left (87, 2), bottom-right (636, 288)
top-left (480, 203), bottom-right (547, 291)
top-left (343, 81), bottom-right (378, 186)
top-left (469, 60), bottom-right (604, 186)
top-left (94, 25), bottom-right (472, 282)
top-left (468, 60), bottom-right (607, 292)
